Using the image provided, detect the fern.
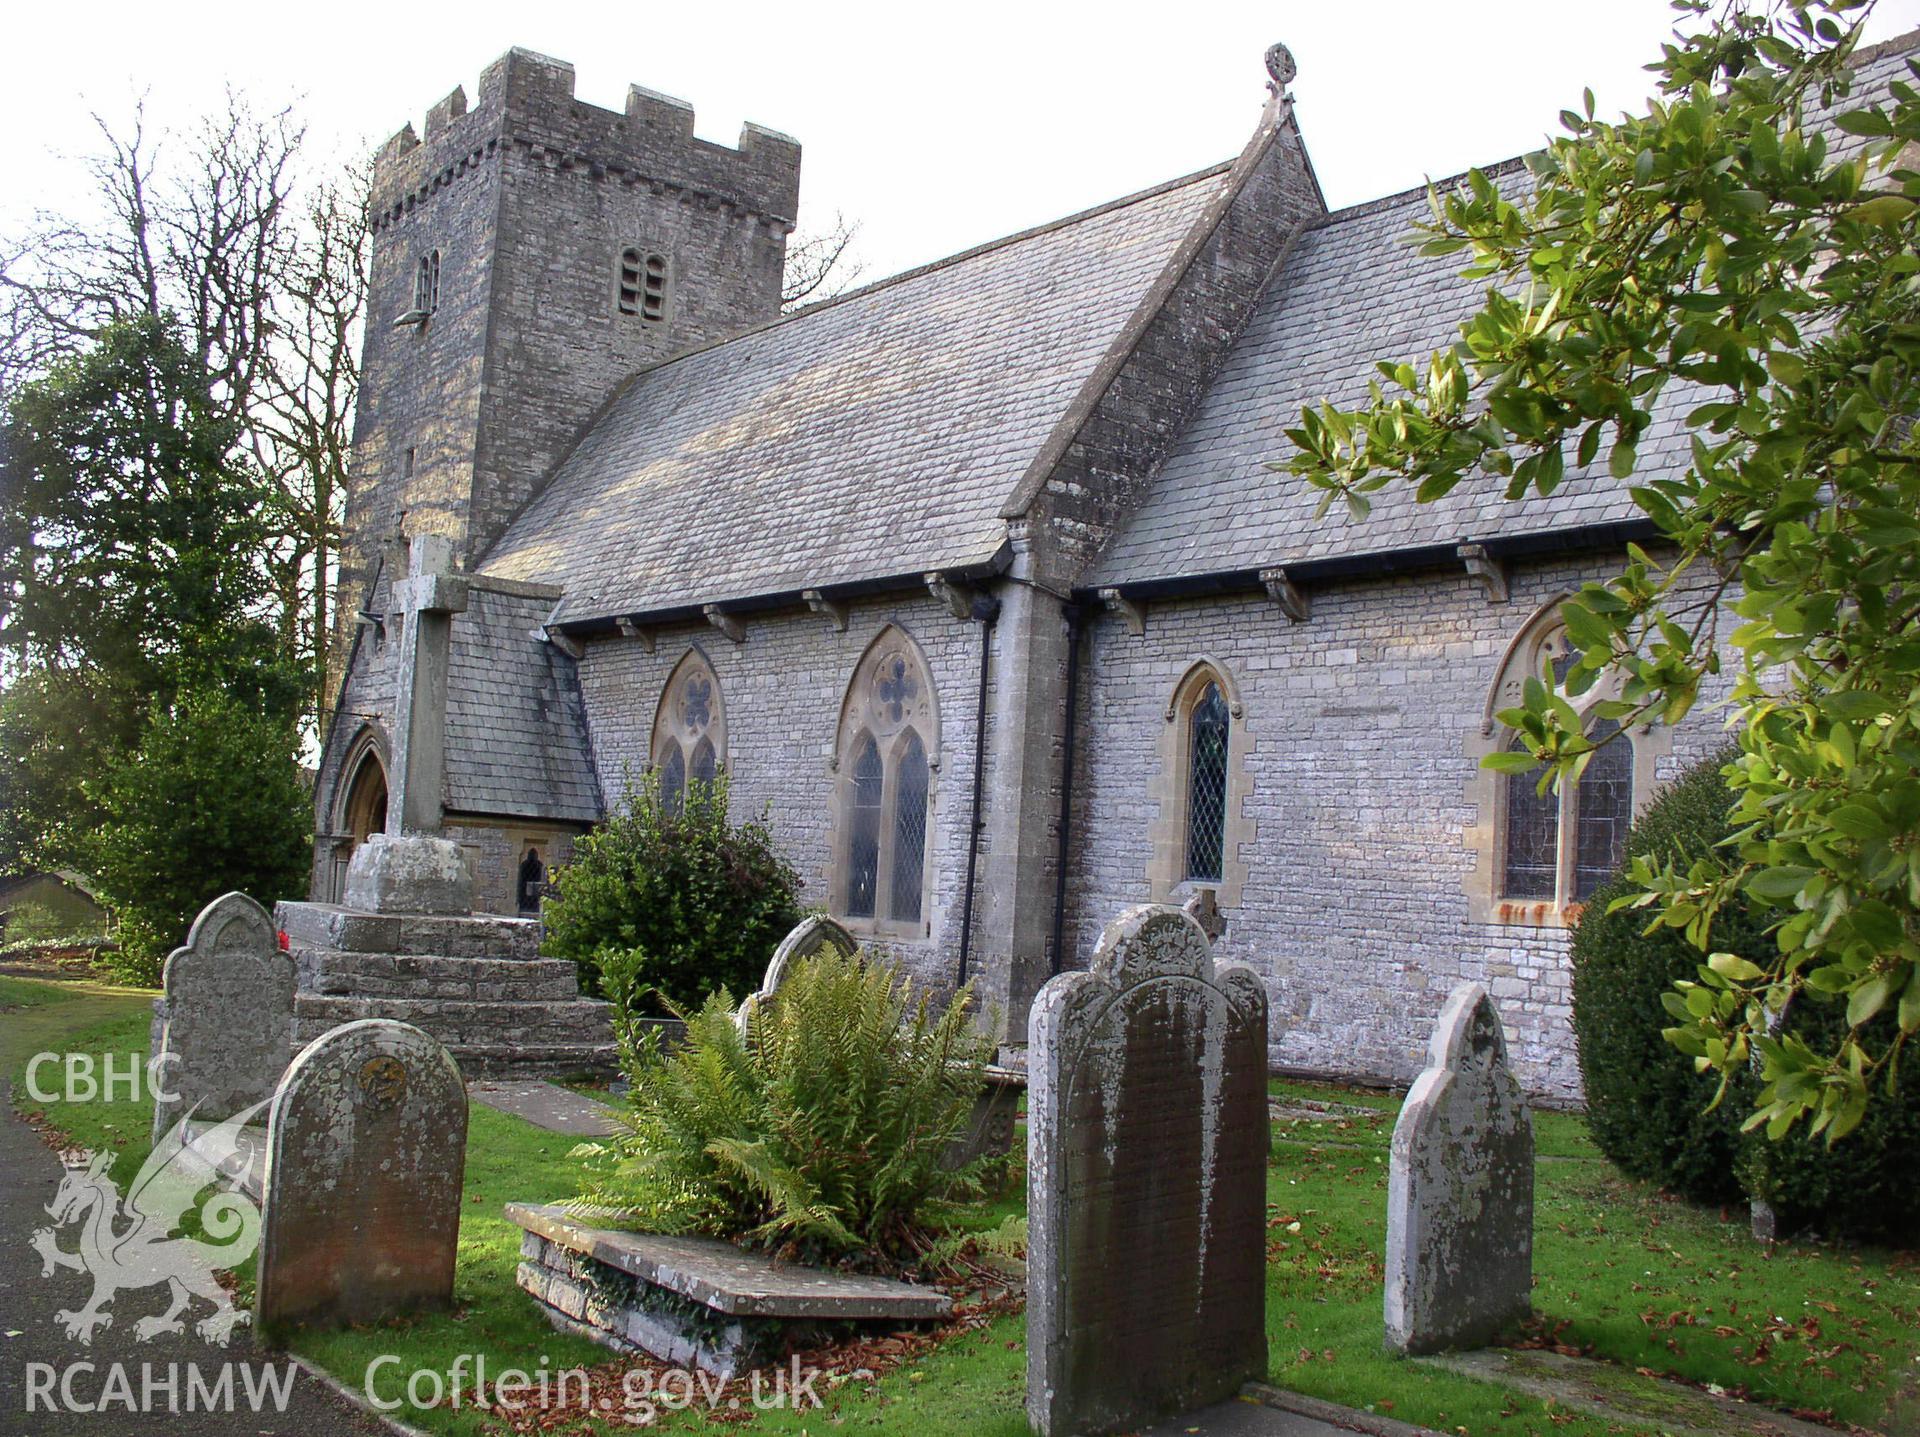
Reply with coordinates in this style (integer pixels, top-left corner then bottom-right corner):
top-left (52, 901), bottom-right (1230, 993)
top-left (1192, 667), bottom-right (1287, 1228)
top-left (569, 949), bottom-right (998, 1265)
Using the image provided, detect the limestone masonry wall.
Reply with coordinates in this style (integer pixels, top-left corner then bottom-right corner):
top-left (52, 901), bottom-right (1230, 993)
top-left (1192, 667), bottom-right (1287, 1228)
top-left (573, 591), bottom-right (985, 991)
top-left (1065, 552), bottom-right (1730, 1102)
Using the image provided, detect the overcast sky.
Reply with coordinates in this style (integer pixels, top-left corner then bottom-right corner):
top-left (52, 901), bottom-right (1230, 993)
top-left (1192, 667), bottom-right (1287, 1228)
top-left (6, 0), bottom-right (1920, 285)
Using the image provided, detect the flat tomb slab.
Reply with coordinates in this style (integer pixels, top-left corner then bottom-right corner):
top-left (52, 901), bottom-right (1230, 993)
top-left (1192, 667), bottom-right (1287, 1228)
top-left (505, 1204), bottom-right (952, 1321)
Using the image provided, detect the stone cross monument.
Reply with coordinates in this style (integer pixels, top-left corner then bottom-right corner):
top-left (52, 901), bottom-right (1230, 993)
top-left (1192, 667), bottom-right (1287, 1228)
top-left (342, 534), bottom-right (476, 915)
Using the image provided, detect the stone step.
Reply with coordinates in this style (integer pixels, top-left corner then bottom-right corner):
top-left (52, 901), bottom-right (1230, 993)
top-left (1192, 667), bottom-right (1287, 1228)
top-left (293, 948), bottom-right (581, 1002)
top-left (455, 1044), bottom-right (619, 1080)
top-left (294, 993), bottom-right (614, 1050)
top-left (275, 900), bottom-right (544, 961)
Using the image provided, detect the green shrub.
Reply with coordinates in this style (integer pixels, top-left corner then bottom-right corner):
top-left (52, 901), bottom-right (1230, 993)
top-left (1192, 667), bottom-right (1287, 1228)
top-left (1738, 995), bottom-right (1920, 1245)
top-left (541, 771), bottom-right (800, 1015)
top-left (572, 949), bottom-right (993, 1267)
top-left (1574, 748), bottom-right (1920, 1242)
top-left (84, 688), bottom-right (312, 987)
top-left (1572, 749), bottom-right (1756, 1206)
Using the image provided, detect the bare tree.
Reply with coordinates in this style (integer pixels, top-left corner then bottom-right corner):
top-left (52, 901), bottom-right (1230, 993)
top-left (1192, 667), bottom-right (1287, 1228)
top-left (0, 95), bottom-right (368, 739)
top-left (781, 212), bottom-right (865, 311)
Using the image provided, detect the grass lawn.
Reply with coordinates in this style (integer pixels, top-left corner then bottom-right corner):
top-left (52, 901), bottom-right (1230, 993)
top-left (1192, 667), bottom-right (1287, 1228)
top-left (8, 980), bottom-right (1916, 1436)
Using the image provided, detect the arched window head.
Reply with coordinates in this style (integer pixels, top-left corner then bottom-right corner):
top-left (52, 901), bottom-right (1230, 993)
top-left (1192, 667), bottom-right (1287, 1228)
top-left (690, 737), bottom-right (717, 789)
top-left (651, 648), bottom-right (727, 815)
top-left (618, 247), bottom-right (670, 321)
top-left (1469, 596), bottom-right (1664, 924)
top-left (832, 627), bottom-right (938, 935)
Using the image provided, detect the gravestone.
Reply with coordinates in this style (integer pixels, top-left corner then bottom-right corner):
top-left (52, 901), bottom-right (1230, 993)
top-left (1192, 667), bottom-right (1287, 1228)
top-left (1384, 982), bottom-right (1534, 1355)
top-left (1027, 904), bottom-right (1270, 1437)
top-left (150, 892), bottom-right (296, 1145)
top-left (255, 1018), bottom-right (468, 1339)
top-left (734, 914), bottom-right (858, 1034)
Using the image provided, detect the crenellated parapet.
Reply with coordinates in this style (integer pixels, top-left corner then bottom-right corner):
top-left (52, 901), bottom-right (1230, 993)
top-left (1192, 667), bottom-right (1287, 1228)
top-left (368, 48), bottom-right (801, 238)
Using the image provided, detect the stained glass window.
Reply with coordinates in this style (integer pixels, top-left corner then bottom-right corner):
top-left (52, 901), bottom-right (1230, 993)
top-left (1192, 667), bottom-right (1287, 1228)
top-left (890, 733), bottom-right (929, 924)
top-left (846, 734), bottom-right (883, 920)
top-left (1501, 742), bottom-right (1559, 900)
top-left (1574, 718), bottom-right (1632, 899)
top-left (690, 737), bottom-right (717, 789)
top-left (658, 740), bottom-right (685, 816)
top-left (1185, 682), bottom-right (1230, 883)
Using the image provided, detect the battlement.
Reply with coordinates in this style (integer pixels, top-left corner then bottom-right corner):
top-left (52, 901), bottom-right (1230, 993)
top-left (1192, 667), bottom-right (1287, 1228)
top-left (370, 48), bottom-right (801, 229)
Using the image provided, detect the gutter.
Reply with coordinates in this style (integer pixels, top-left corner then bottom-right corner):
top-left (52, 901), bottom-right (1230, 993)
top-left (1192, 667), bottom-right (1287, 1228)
top-left (536, 545), bottom-right (1013, 639)
top-left (1077, 519), bottom-right (1660, 607)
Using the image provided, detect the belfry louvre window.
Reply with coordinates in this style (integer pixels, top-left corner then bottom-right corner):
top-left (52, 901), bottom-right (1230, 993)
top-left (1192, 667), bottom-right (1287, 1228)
top-left (650, 649), bottom-right (726, 816)
top-left (618, 248), bottom-right (669, 321)
top-left (1184, 682), bottom-right (1230, 883)
top-left (833, 628), bottom-right (938, 935)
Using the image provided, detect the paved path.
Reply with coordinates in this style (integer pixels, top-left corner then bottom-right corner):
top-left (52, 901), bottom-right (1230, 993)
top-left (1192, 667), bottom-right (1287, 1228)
top-left (0, 1072), bottom-right (387, 1435)
top-left (467, 1079), bottom-right (618, 1136)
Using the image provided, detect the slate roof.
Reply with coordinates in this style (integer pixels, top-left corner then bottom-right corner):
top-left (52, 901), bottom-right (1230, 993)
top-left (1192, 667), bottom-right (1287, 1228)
top-left (1095, 32), bottom-right (1920, 589)
top-left (476, 166), bottom-right (1231, 618)
top-left (443, 581), bottom-right (602, 823)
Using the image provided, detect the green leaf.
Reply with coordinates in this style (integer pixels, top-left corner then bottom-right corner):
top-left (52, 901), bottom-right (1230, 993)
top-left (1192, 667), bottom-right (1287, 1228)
top-left (1481, 750), bottom-right (1543, 774)
top-left (1848, 974), bottom-right (1892, 1028)
top-left (1833, 107), bottom-right (1896, 137)
top-left (1747, 866), bottom-right (1817, 902)
top-left (1846, 194), bottom-right (1915, 227)
top-left (1707, 951), bottom-right (1767, 983)
top-left (1609, 437), bottom-right (1639, 479)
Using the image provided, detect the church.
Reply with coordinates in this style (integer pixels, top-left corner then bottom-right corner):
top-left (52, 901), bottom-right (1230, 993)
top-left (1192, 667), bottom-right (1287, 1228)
top-left (311, 40), bottom-right (1901, 1100)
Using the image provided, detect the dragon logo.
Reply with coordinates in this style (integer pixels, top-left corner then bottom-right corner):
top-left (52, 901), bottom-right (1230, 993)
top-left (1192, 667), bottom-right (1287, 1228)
top-left (31, 1101), bottom-right (268, 1346)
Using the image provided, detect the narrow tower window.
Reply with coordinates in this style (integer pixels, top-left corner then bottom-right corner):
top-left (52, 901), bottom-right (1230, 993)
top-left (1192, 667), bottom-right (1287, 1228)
top-left (413, 250), bottom-right (441, 317)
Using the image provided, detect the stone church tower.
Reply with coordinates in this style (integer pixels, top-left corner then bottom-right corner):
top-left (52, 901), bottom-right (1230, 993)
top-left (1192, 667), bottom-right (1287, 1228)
top-left (334, 48), bottom-right (802, 678)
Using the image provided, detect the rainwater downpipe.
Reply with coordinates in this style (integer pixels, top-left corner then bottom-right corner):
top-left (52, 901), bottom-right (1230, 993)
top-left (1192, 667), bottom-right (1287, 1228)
top-left (1048, 601), bottom-right (1085, 978)
top-left (955, 593), bottom-right (1001, 986)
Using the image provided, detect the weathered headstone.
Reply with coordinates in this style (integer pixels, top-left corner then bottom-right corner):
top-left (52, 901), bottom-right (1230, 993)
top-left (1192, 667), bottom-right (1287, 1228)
top-left (734, 914), bottom-right (858, 1034)
top-left (150, 893), bottom-right (295, 1145)
top-left (255, 1019), bottom-right (468, 1338)
top-left (1027, 904), bottom-right (1270, 1437)
top-left (1384, 982), bottom-right (1534, 1355)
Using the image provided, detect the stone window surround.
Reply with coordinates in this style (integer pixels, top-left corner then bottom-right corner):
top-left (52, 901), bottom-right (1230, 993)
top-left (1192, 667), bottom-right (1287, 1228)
top-left (1146, 658), bottom-right (1253, 912)
top-left (823, 623), bottom-right (942, 942)
top-left (1462, 594), bottom-right (1672, 928)
top-left (648, 645), bottom-right (728, 798)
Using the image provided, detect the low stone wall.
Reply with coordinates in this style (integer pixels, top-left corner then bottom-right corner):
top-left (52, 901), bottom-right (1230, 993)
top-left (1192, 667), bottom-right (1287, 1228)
top-left (508, 1204), bottom-right (950, 1378)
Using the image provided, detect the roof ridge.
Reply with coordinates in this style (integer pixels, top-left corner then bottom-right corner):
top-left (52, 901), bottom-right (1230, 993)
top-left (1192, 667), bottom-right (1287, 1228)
top-left (596, 161), bottom-right (1237, 383)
